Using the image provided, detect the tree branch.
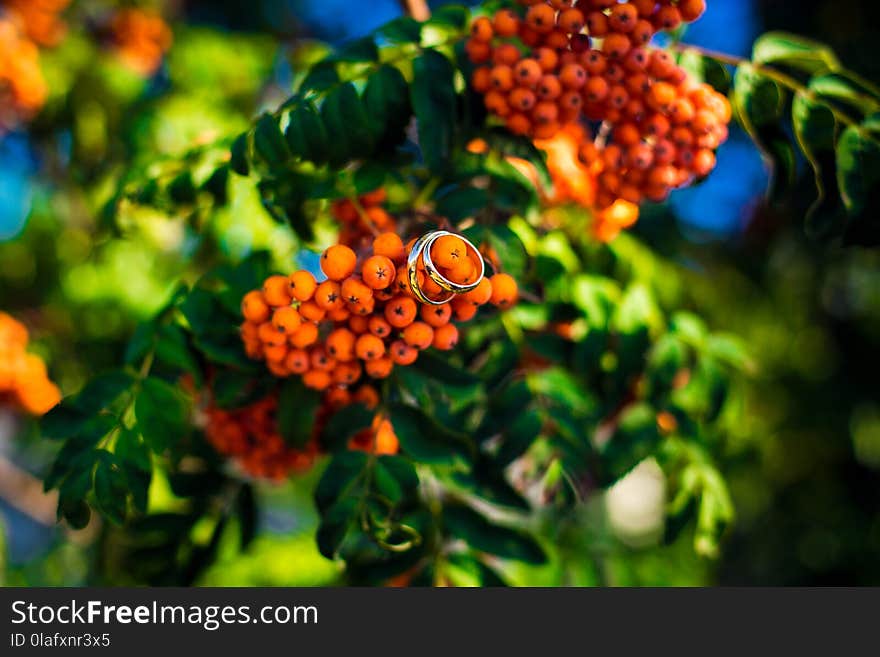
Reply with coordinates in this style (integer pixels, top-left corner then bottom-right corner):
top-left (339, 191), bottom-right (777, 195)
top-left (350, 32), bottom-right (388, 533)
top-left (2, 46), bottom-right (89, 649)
top-left (400, 0), bottom-right (431, 21)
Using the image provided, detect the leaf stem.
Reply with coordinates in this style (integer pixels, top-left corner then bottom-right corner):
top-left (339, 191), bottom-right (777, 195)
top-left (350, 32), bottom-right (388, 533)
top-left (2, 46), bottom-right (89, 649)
top-left (672, 43), bottom-right (861, 128)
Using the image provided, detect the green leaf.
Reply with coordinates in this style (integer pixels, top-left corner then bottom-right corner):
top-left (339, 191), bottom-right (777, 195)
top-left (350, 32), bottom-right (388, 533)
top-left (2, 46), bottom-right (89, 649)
top-left (378, 16), bottom-right (422, 44)
top-left (389, 403), bottom-right (471, 466)
top-left (734, 65), bottom-right (796, 196)
top-left (252, 113), bottom-right (290, 167)
top-left (488, 225), bottom-right (528, 278)
top-left (40, 403), bottom-right (87, 441)
top-left (495, 410), bottom-right (542, 466)
top-left (411, 50), bottom-right (457, 171)
top-left (155, 324), bottom-right (200, 381)
top-left (320, 403), bottom-right (374, 450)
top-left (411, 350), bottom-right (479, 386)
top-left (602, 404), bottom-right (662, 483)
top-left (94, 453), bottom-right (129, 525)
top-left (58, 499), bottom-right (91, 530)
top-left (285, 103), bottom-right (329, 164)
top-left (73, 370), bottom-right (134, 415)
top-left (435, 186), bottom-right (490, 221)
top-left (429, 5), bottom-right (469, 29)
top-left (363, 64), bottom-right (411, 146)
top-left (299, 60), bottom-right (339, 92)
top-left (329, 36), bottom-right (378, 63)
top-left (810, 74), bottom-right (880, 116)
top-left (752, 32), bottom-right (840, 75)
top-left (229, 132), bottom-right (250, 176)
top-left (316, 497), bottom-right (359, 559)
top-left (315, 451), bottom-right (369, 513)
top-left (320, 82), bottom-right (374, 165)
top-left (836, 125), bottom-right (880, 216)
top-left (135, 377), bottom-right (190, 453)
top-left (277, 379), bottom-right (322, 449)
top-left (442, 505), bottom-right (546, 564)
top-left (792, 91), bottom-right (843, 239)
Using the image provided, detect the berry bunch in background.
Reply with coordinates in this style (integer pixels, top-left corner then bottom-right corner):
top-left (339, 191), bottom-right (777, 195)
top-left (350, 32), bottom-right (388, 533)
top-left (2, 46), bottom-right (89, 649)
top-left (204, 394), bottom-right (321, 480)
top-left (0, 312), bottom-right (60, 416)
top-left (467, 0), bottom-right (730, 214)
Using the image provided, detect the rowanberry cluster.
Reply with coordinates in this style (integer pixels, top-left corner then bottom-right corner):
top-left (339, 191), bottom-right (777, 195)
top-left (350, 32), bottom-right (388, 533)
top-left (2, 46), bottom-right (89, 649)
top-left (204, 394), bottom-right (320, 481)
top-left (240, 229), bottom-right (518, 394)
top-left (0, 312), bottom-right (60, 416)
top-left (109, 7), bottom-right (172, 76)
top-left (331, 188), bottom-right (397, 252)
top-left (0, 8), bottom-right (54, 126)
top-left (467, 1), bottom-right (730, 211)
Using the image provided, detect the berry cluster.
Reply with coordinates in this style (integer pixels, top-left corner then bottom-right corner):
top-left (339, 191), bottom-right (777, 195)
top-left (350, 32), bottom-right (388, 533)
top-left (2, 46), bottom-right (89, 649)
top-left (240, 229), bottom-right (518, 394)
top-left (0, 312), bottom-right (60, 416)
top-left (204, 395), bottom-right (320, 481)
top-left (0, 0), bottom-right (64, 127)
top-left (203, 383), bottom-right (399, 480)
top-left (467, 1), bottom-right (730, 211)
top-left (110, 8), bottom-right (172, 76)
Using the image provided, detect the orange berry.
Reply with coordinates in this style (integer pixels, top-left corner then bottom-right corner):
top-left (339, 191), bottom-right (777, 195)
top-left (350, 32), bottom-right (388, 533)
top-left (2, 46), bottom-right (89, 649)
top-left (285, 349), bottom-right (310, 374)
top-left (303, 369), bottom-right (332, 390)
top-left (490, 65), bottom-right (515, 92)
top-left (263, 343), bottom-right (288, 363)
top-left (313, 280), bottom-right (343, 311)
top-left (390, 339), bottom-right (419, 366)
top-left (365, 356), bottom-right (394, 379)
top-left (321, 244), bottom-right (357, 281)
top-left (368, 315), bottom-right (392, 339)
top-left (492, 8), bottom-right (519, 37)
top-left (470, 16), bottom-right (493, 42)
top-left (333, 361), bottom-right (363, 385)
top-left (272, 306), bottom-right (303, 334)
top-left (354, 384), bottom-right (380, 409)
top-left (557, 8), bottom-right (585, 33)
top-left (489, 273), bottom-right (518, 308)
top-left (326, 328), bottom-right (357, 362)
top-left (365, 206), bottom-right (394, 230)
top-left (462, 277), bottom-right (493, 305)
top-left (290, 322), bottom-right (319, 348)
top-left (402, 321), bottom-right (434, 351)
top-left (451, 297), bottom-right (479, 321)
top-left (288, 270), bottom-right (317, 302)
top-left (241, 291), bottom-right (270, 323)
top-left (310, 347), bottom-right (337, 371)
top-left (267, 360), bottom-right (290, 377)
top-left (349, 315), bottom-right (369, 334)
top-left (355, 334), bottom-right (385, 361)
top-left (359, 188), bottom-right (387, 206)
top-left (328, 306), bottom-right (351, 322)
top-left (262, 275), bottom-right (292, 307)
top-left (372, 232), bottom-right (405, 263)
top-left (514, 58), bottom-right (542, 87)
top-left (341, 276), bottom-right (372, 307)
top-left (431, 235), bottom-right (468, 269)
top-left (385, 295), bottom-right (418, 328)
top-left (445, 257), bottom-right (477, 285)
top-left (526, 3), bottom-right (555, 33)
top-left (298, 301), bottom-right (326, 323)
top-left (420, 303), bottom-right (452, 328)
top-left (432, 324), bottom-right (459, 351)
top-left (361, 255), bottom-right (396, 290)
top-left (258, 321), bottom-right (287, 347)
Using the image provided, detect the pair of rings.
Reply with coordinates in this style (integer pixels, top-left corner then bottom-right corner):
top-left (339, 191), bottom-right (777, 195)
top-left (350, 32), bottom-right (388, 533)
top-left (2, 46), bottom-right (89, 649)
top-left (406, 230), bottom-right (485, 306)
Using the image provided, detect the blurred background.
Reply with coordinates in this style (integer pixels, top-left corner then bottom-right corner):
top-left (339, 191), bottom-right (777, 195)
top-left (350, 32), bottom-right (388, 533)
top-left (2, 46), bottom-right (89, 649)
top-left (1, 0), bottom-right (879, 586)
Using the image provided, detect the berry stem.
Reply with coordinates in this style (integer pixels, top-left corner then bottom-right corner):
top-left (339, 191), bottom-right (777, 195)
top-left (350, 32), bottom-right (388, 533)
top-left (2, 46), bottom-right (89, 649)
top-left (399, 0), bottom-right (430, 21)
top-left (348, 194), bottom-right (382, 238)
top-left (671, 43), bottom-right (861, 128)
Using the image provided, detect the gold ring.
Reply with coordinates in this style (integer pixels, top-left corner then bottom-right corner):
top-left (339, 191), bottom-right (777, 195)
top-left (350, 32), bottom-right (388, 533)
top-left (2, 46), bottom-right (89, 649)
top-left (421, 230), bottom-right (485, 295)
top-left (406, 232), bottom-right (455, 306)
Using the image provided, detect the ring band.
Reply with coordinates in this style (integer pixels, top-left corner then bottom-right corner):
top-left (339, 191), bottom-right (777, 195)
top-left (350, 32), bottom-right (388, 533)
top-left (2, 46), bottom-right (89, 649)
top-left (406, 230), bottom-right (486, 305)
top-left (421, 230), bottom-right (485, 295)
top-left (406, 232), bottom-right (455, 305)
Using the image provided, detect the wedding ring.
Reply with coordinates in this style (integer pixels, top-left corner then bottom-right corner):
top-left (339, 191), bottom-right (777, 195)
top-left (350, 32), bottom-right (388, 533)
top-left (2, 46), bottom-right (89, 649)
top-left (420, 230), bottom-right (485, 294)
top-left (406, 232), bottom-right (455, 305)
